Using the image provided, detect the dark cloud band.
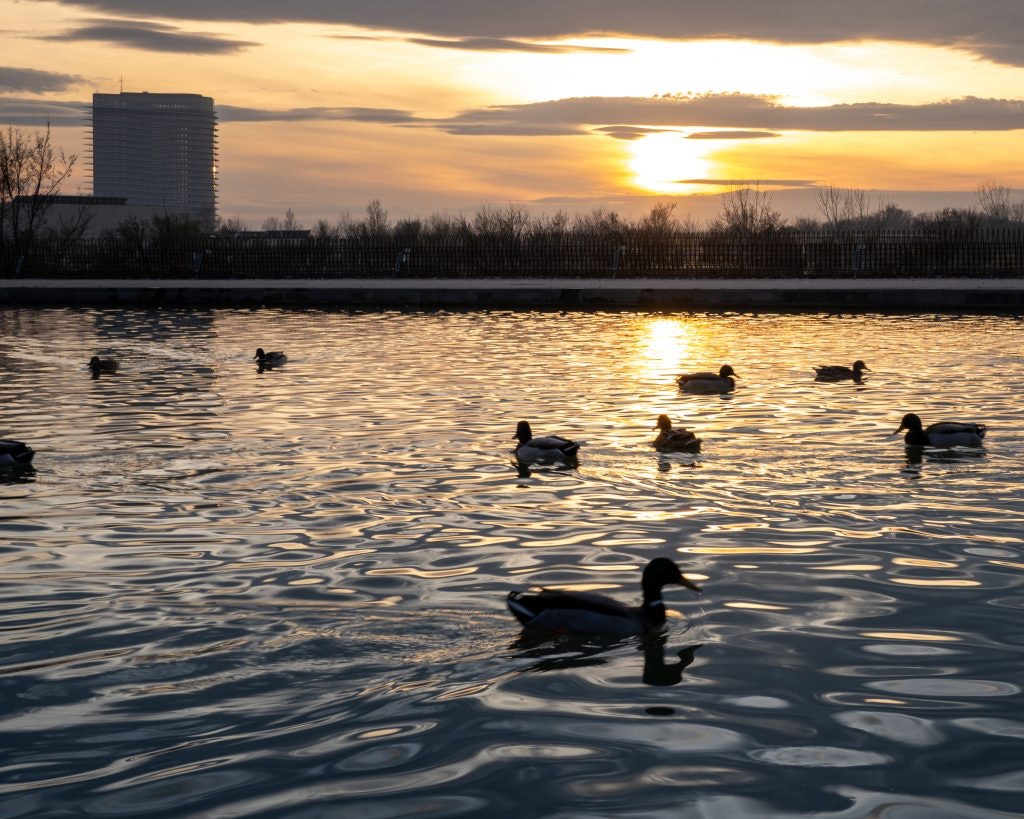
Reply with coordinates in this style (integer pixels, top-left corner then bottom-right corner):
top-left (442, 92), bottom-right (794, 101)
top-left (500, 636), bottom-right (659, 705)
top-left (0, 98), bottom-right (88, 126)
top-left (0, 66), bottom-right (84, 93)
top-left (23, 0), bottom-right (1024, 66)
top-left (7, 93), bottom-right (1024, 137)
top-left (40, 19), bottom-right (257, 54)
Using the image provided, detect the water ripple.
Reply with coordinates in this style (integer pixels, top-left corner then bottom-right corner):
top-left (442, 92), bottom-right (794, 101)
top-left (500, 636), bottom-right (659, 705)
top-left (1, 308), bottom-right (1022, 817)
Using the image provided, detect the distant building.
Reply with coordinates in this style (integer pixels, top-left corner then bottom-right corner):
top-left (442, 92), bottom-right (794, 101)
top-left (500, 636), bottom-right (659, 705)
top-left (13, 195), bottom-right (196, 238)
top-left (91, 92), bottom-right (217, 230)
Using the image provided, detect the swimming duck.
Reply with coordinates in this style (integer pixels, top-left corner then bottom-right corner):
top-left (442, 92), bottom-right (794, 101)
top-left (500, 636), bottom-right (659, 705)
top-left (88, 355), bottom-right (118, 374)
top-left (507, 557), bottom-right (702, 636)
top-left (0, 439), bottom-right (35, 466)
top-left (513, 420), bottom-right (580, 463)
top-left (895, 413), bottom-right (987, 447)
top-left (254, 348), bottom-right (287, 365)
top-left (814, 360), bottom-right (868, 381)
top-left (653, 415), bottom-right (701, 453)
top-left (677, 364), bottom-right (736, 394)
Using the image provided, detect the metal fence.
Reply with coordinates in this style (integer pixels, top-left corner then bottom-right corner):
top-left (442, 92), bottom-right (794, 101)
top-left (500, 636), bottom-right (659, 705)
top-left (5, 230), bottom-right (1024, 278)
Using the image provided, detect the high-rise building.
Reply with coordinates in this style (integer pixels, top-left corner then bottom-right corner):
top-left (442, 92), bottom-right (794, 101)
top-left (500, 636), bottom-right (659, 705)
top-left (91, 92), bottom-right (217, 230)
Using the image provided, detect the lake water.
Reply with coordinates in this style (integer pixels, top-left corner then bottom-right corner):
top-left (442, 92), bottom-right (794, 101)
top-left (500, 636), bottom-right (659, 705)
top-left (1, 307), bottom-right (1022, 818)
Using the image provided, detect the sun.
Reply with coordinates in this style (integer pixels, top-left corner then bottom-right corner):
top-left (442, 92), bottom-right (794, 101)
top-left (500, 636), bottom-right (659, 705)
top-left (627, 132), bottom-right (714, 193)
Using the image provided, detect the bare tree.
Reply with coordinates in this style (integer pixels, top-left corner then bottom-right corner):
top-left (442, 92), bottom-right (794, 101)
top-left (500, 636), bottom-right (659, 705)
top-left (472, 204), bottom-right (530, 240)
top-left (639, 202), bottom-right (679, 240)
top-left (216, 216), bottom-right (248, 234)
top-left (713, 184), bottom-right (783, 236)
top-left (815, 186), bottom-right (870, 235)
top-left (364, 199), bottom-right (390, 239)
top-left (0, 124), bottom-right (77, 270)
top-left (975, 181), bottom-right (1014, 223)
top-left (261, 208), bottom-right (302, 233)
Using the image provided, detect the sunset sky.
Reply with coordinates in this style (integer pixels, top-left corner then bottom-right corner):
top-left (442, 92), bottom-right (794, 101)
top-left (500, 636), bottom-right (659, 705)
top-left (3, 0), bottom-right (1024, 227)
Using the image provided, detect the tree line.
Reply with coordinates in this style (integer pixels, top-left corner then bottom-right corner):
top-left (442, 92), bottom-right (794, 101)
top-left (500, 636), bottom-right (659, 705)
top-left (3, 124), bottom-right (1024, 277)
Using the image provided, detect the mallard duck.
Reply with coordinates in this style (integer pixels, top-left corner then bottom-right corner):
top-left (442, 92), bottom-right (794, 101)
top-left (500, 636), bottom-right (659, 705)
top-left (678, 364), bottom-right (736, 394)
top-left (507, 557), bottom-right (702, 636)
top-left (88, 355), bottom-right (118, 373)
top-left (513, 421), bottom-right (580, 463)
top-left (814, 360), bottom-right (868, 381)
top-left (254, 348), bottom-right (287, 365)
top-left (895, 413), bottom-right (987, 447)
top-left (0, 439), bottom-right (35, 466)
top-left (653, 415), bottom-right (701, 453)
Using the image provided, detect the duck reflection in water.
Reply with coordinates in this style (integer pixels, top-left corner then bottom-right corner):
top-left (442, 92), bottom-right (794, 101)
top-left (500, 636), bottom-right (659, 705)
top-left (509, 632), bottom-right (701, 688)
top-left (642, 635), bottom-right (701, 687)
top-left (903, 443), bottom-right (986, 468)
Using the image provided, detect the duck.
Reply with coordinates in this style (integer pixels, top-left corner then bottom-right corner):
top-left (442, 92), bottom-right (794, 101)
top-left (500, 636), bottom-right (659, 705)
top-left (88, 355), bottom-right (118, 374)
top-left (0, 439), bottom-right (35, 466)
top-left (513, 420), bottom-right (580, 463)
top-left (814, 360), bottom-right (868, 381)
top-left (254, 348), bottom-right (287, 365)
top-left (507, 557), bottom-right (702, 636)
top-left (895, 413), bottom-right (987, 447)
top-left (677, 364), bottom-right (736, 394)
top-left (653, 415), bottom-right (701, 453)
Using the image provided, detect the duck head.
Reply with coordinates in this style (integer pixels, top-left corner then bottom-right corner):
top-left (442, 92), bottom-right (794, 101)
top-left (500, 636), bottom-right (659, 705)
top-left (853, 360), bottom-right (869, 372)
top-left (513, 421), bottom-right (533, 444)
top-left (654, 414), bottom-right (673, 432)
top-left (719, 365), bottom-right (737, 378)
top-left (254, 348), bottom-right (266, 360)
top-left (894, 413), bottom-right (923, 434)
top-left (642, 557), bottom-right (702, 599)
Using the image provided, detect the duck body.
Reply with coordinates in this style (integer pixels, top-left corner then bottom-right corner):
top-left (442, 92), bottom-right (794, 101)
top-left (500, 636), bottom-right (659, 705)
top-left (88, 355), bottom-right (118, 374)
top-left (254, 348), bottom-right (287, 365)
top-left (814, 360), bottom-right (868, 381)
top-left (678, 364), bottom-right (736, 394)
top-left (653, 414), bottom-right (701, 453)
top-left (0, 439), bottom-right (35, 466)
top-left (896, 413), bottom-right (986, 447)
top-left (513, 420), bottom-right (580, 463)
top-left (507, 557), bottom-right (702, 636)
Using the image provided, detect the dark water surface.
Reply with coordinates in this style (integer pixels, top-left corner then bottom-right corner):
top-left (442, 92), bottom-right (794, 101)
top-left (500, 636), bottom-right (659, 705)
top-left (1, 308), bottom-right (1022, 818)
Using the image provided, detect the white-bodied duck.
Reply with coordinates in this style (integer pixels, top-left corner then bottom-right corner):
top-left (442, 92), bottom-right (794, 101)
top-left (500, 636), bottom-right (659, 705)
top-left (507, 557), bottom-right (702, 636)
top-left (895, 413), bottom-right (987, 447)
top-left (513, 421), bottom-right (580, 463)
top-left (254, 348), bottom-right (287, 366)
top-left (814, 360), bottom-right (868, 381)
top-left (88, 355), bottom-right (118, 374)
top-left (0, 439), bottom-right (35, 466)
top-left (653, 414), bottom-right (702, 453)
top-left (678, 364), bottom-right (736, 394)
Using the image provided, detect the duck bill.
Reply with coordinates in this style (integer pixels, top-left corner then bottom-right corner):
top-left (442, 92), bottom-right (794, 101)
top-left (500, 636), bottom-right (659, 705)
top-left (680, 576), bottom-right (702, 593)
top-left (893, 425), bottom-right (906, 435)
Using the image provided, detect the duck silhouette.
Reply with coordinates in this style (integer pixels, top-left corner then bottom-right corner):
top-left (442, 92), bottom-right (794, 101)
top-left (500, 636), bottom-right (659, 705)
top-left (678, 365), bottom-right (736, 394)
top-left (507, 557), bottom-right (701, 636)
top-left (513, 420), bottom-right (580, 464)
top-left (653, 415), bottom-right (701, 453)
top-left (88, 356), bottom-right (118, 376)
top-left (0, 439), bottom-right (35, 467)
top-left (814, 360), bottom-right (868, 381)
top-left (254, 348), bottom-right (287, 366)
top-left (895, 413), bottom-right (986, 447)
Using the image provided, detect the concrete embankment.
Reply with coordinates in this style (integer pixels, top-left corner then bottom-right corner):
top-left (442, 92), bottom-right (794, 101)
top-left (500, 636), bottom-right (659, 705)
top-left (2, 277), bottom-right (1023, 311)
